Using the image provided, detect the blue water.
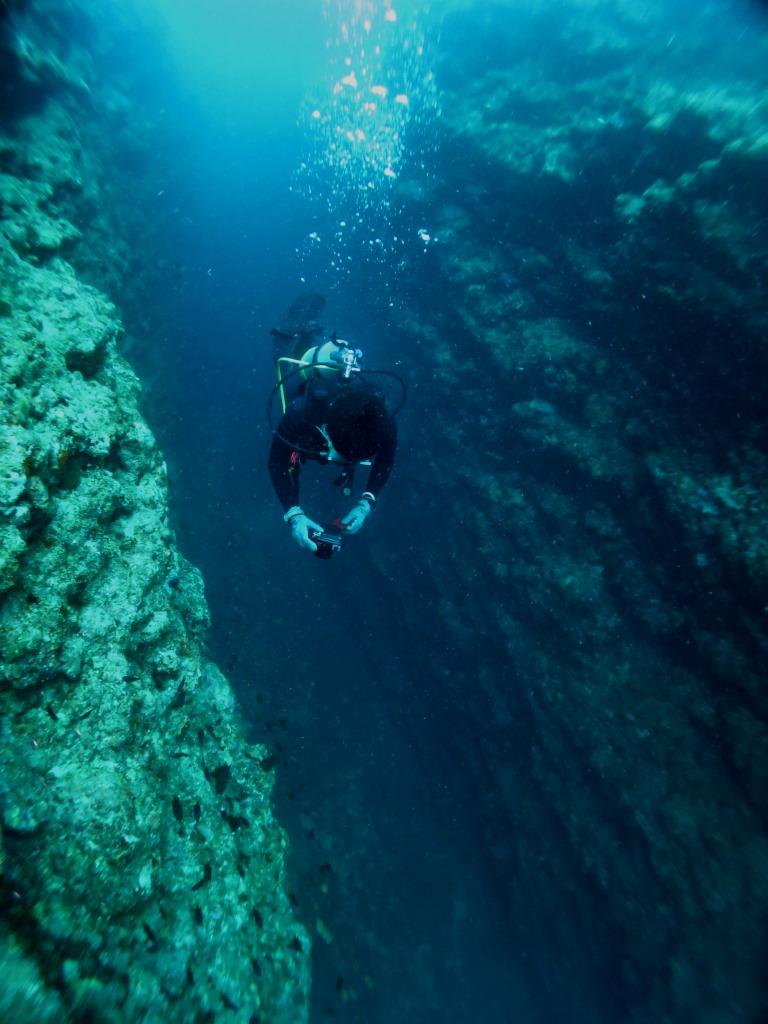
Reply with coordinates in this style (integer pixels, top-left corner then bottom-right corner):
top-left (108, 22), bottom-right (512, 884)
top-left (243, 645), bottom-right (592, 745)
top-left (122, 14), bottom-right (542, 1016)
top-left (82, 0), bottom-right (768, 1020)
top-left (143, 157), bottom-right (531, 1022)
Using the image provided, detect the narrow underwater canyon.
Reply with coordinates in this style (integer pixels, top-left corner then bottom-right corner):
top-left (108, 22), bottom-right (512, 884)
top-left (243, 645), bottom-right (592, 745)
top-left (2, 2), bottom-right (768, 1023)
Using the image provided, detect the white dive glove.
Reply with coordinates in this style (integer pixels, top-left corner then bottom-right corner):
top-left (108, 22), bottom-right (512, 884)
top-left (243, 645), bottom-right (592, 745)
top-left (341, 494), bottom-right (375, 535)
top-left (284, 506), bottom-right (323, 552)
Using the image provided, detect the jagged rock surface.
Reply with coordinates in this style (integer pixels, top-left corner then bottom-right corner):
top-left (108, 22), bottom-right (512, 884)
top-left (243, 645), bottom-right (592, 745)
top-left (372, 3), bottom-right (768, 1021)
top-left (0, 7), bottom-right (309, 1022)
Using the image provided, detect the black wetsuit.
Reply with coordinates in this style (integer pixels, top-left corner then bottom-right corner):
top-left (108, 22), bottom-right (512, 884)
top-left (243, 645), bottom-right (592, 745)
top-left (268, 383), bottom-right (397, 512)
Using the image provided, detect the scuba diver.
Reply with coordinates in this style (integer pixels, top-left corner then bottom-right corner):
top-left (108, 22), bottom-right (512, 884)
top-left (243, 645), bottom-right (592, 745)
top-left (267, 294), bottom-right (402, 557)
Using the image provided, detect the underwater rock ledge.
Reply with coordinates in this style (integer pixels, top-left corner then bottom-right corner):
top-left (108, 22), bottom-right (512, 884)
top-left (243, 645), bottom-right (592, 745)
top-left (364, 3), bottom-right (768, 1022)
top-left (0, 9), bottom-right (310, 1023)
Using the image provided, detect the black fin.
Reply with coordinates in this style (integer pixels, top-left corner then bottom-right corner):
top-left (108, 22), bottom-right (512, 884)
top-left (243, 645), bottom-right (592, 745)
top-left (286, 293), bottom-right (325, 333)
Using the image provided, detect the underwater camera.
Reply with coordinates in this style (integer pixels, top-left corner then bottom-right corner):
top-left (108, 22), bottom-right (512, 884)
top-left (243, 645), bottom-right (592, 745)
top-left (310, 524), bottom-right (345, 560)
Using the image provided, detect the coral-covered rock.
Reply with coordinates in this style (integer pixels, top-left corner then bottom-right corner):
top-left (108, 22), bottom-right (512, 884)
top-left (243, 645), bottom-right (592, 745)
top-left (0, 5), bottom-right (309, 1021)
top-left (354, 2), bottom-right (768, 1021)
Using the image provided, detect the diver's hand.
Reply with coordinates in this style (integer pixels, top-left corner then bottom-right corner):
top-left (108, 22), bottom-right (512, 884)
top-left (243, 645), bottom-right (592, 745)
top-left (284, 507), bottom-right (323, 552)
top-left (341, 496), bottom-right (374, 535)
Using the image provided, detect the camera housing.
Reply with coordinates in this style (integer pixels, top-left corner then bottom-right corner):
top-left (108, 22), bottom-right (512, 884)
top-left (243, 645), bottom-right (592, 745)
top-left (311, 525), bottom-right (345, 559)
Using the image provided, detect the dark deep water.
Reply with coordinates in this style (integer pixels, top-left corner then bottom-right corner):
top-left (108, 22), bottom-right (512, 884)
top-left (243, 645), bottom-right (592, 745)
top-left (128, 25), bottom-right (553, 1017)
top-left (139, 124), bottom-right (533, 1023)
top-left (13, 0), bottom-right (767, 1020)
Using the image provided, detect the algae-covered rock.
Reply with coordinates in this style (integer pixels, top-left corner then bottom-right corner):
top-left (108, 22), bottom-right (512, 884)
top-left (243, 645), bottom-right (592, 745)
top-left (0, 6), bottom-right (310, 1021)
top-left (0, 935), bottom-right (66, 1024)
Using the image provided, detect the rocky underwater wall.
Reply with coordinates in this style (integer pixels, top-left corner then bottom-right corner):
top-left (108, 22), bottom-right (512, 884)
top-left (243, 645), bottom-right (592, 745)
top-left (0, 3), bottom-right (310, 1021)
top-left (366, 3), bottom-right (768, 1022)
